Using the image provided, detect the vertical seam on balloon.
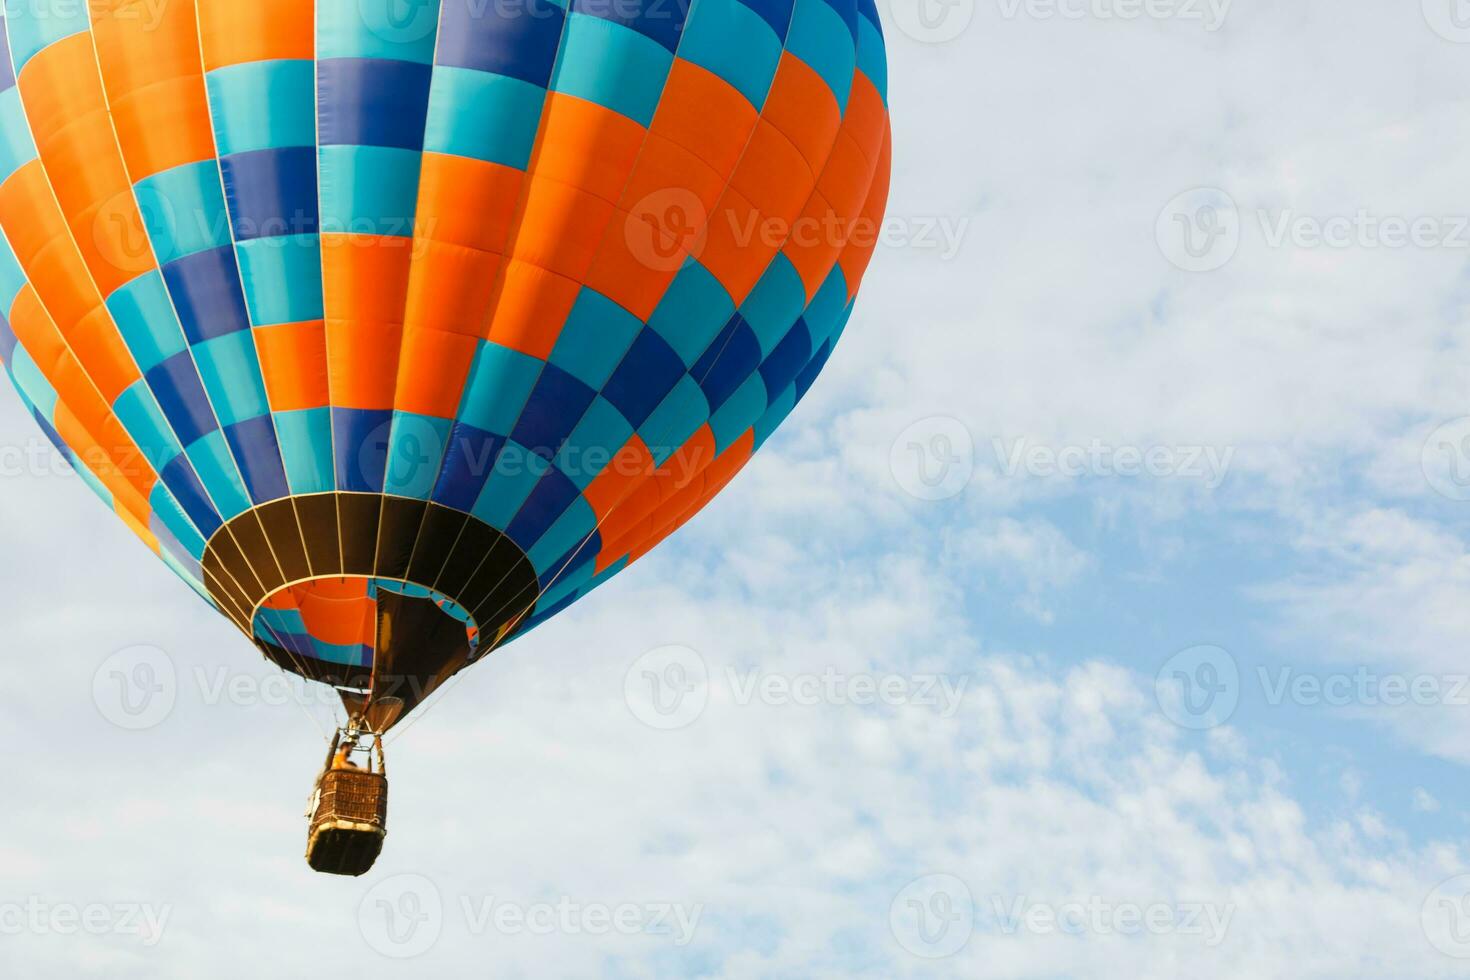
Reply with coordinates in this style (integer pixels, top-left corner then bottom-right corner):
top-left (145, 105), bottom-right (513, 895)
top-left (309, 1), bottom-right (347, 576)
top-left (371, 0), bottom-right (449, 591)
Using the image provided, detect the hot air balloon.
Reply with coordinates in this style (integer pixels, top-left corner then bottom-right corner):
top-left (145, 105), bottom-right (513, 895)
top-left (0, 0), bottom-right (890, 873)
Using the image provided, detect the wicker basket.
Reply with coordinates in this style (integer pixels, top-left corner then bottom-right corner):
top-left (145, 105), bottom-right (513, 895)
top-left (306, 768), bottom-right (389, 877)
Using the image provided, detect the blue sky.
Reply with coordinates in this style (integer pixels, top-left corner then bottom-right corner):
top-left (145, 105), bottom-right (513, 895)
top-left (6, 1), bottom-right (1470, 977)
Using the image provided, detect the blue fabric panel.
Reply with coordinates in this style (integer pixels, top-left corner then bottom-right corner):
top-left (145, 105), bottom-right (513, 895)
top-left (795, 339), bottom-right (832, 402)
top-left (236, 235), bottom-right (324, 324)
top-left (317, 145), bottom-right (422, 233)
top-left (708, 372), bottom-right (767, 451)
top-left (601, 328), bottom-right (685, 428)
top-left (471, 440), bottom-right (546, 529)
top-left (552, 15), bottom-right (672, 127)
top-left (108, 273), bottom-right (188, 372)
top-left (554, 395), bottom-right (633, 490)
top-left (648, 260), bottom-right (736, 366)
top-left (274, 407), bottom-right (335, 494)
top-left (457, 340), bottom-right (542, 434)
top-left (638, 374), bottom-right (709, 466)
top-left (317, 58), bottom-right (434, 150)
top-left (758, 318), bottom-right (812, 395)
top-left (145, 350), bottom-right (219, 447)
top-left (692, 314), bottom-right (763, 412)
top-left (219, 146), bottom-right (320, 240)
top-left (136, 161), bottom-right (232, 263)
top-left (570, 0), bottom-right (687, 52)
top-left (433, 422), bottom-right (505, 512)
top-left (384, 411), bottom-right (453, 498)
top-left (191, 331), bottom-right (270, 427)
top-left (548, 288), bottom-right (645, 390)
top-left (333, 407), bottom-right (394, 493)
top-left (509, 362), bottom-right (596, 460)
top-left (185, 430), bottom-right (252, 518)
top-left (423, 66), bottom-right (545, 169)
top-left (506, 465), bottom-right (581, 551)
top-left (163, 246), bottom-right (252, 344)
top-left (159, 454), bottom-right (223, 539)
top-left (222, 414), bottom-right (291, 503)
top-left (437, 0), bottom-right (566, 85)
top-left (206, 60), bottom-right (319, 155)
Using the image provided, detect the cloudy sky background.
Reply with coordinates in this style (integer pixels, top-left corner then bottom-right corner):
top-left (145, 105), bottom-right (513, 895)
top-left (6, 0), bottom-right (1470, 976)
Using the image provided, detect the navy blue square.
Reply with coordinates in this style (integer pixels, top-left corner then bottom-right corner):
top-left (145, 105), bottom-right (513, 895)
top-left (601, 329), bottom-right (686, 428)
top-left (333, 407), bottom-right (394, 493)
top-left (506, 466), bottom-right (581, 551)
top-left (160, 454), bottom-right (223, 539)
top-left (433, 422), bottom-right (506, 512)
top-left (692, 315), bottom-right (763, 412)
top-left (317, 58), bottom-right (434, 150)
top-left (163, 246), bottom-right (251, 345)
top-left (437, 0), bottom-right (565, 85)
top-left (510, 363), bottom-right (596, 460)
top-left (758, 318), bottom-right (813, 397)
top-left (795, 339), bottom-right (833, 403)
top-left (573, 0), bottom-right (687, 52)
top-left (222, 415), bottom-right (290, 504)
top-left (146, 350), bottom-right (220, 448)
top-left (219, 147), bottom-right (319, 240)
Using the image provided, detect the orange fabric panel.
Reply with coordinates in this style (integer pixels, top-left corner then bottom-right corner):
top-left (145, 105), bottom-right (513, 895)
top-left (326, 320), bottom-right (402, 411)
top-left (530, 94), bottom-right (647, 205)
top-left (18, 35), bottom-right (154, 296)
top-left (507, 176), bottom-right (613, 282)
top-left (783, 190), bottom-right (845, 300)
top-left (728, 119), bottom-right (816, 220)
top-left (760, 55), bottom-right (843, 176)
top-left (256, 320), bottom-right (331, 412)
top-left (696, 184), bottom-right (770, 305)
top-left (649, 60), bottom-right (760, 180)
top-left (294, 581), bottom-right (376, 648)
top-left (596, 426), bottom-right (718, 546)
top-left (483, 259), bottom-right (580, 360)
top-left (195, 0), bottom-right (315, 69)
top-left (322, 234), bottom-right (415, 409)
top-left (840, 74), bottom-right (889, 169)
top-left (580, 203), bottom-right (685, 322)
top-left (621, 430), bottom-right (753, 565)
top-left (838, 123), bottom-right (892, 299)
top-left (584, 433), bottom-right (655, 521)
top-left (402, 240), bottom-right (502, 337)
top-left (52, 401), bottom-right (153, 526)
top-left (415, 153), bottom-right (523, 253)
top-left (393, 327), bottom-right (478, 419)
top-left (115, 500), bottom-right (162, 555)
top-left (105, 77), bottom-right (217, 178)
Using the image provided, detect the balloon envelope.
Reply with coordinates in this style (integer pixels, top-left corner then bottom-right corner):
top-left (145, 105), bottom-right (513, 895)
top-left (0, 0), bottom-right (890, 724)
